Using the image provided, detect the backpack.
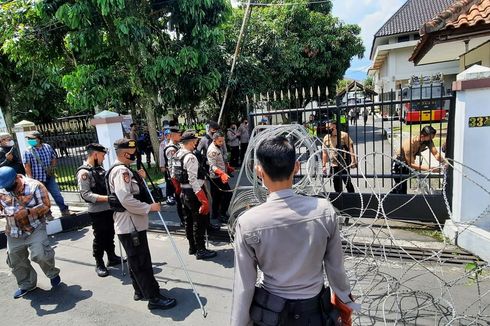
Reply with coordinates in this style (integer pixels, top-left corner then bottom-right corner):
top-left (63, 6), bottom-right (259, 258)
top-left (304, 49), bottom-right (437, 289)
top-left (173, 151), bottom-right (207, 184)
top-left (76, 165), bottom-right (107, 202)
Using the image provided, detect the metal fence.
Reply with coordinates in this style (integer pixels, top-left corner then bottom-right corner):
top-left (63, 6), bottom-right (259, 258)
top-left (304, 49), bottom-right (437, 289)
top-left (37, 115), bottom-right (98, 192)
top-left (246, 84), bottom-right (455, 222)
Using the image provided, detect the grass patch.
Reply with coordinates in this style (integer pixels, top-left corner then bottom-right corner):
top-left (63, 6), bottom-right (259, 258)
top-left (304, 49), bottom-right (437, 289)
top-left (409, 228), bottom-right (448, 242)
top-left (391, 122), bottom-right (447, 148)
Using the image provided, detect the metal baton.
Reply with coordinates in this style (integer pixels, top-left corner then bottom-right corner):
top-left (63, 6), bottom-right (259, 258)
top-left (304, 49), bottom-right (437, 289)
top-left (141, 178), bottom-right (208, 318)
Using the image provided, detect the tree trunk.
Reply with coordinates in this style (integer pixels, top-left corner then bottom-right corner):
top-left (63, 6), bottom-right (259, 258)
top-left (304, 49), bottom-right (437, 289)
top-left (143, 99), bottom-right (161, 167)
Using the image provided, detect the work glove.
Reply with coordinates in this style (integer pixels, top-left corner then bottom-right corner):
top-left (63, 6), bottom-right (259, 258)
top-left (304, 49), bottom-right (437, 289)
top-left (214, 168), bottom-right (230, 184)
top-left (225, 163), bottom-right (235, 175)
top-left (171, 178), bottom-right (181, 197)
top-left (195, 189), bottom-right (209, 215)
top-left (331, 292), bottom-right (355, 326)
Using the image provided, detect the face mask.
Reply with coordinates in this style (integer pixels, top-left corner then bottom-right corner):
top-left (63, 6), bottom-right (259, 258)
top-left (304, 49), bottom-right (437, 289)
top-left (126, 152), bottom-right (136, 161)
top-left (5, 180), bottom-right (17, 192)
top-left (94, 158), bottom-right (100, 166)
top-left (325, 128), bottom-right (334, 135)
top-left (27, 139), bottom-right (38, 147)
top-left (5, 140), bottom-right (14, 147)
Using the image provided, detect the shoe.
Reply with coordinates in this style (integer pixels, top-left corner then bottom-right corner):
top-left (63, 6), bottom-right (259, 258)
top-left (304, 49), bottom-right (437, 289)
top-left (107, 254), bottom-right (125, 267)
top-left (50, 275), bottom-right (61, 287)
top-left (96, 265), bottom-right (109, 277)
top-left (166, 197), bottom-right (176, 206)
top-left (61, 209), bottom-right (72, 217)
top-left (148, 296), bottom-right (177, 310)
top-left (134, 292), bottom-right (144, 301)
top-left (207, 223), bottom-right (221, 232)
top-left (13, 286), bottom-right (36, 299)
top-left (46, 212), bottom-right (54, 221)
top-left (218, 215), bottom-right (229, 223)
top-left (195, 249), bottom-right (217, 260)
top-left (188, 247), bottom-right (197, 255)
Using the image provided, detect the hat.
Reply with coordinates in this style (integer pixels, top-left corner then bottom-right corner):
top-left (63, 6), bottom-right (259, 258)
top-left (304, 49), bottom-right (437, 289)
top-left (26, 130), bottom-right (42, 139)
top-left (169, 126), bottom-right (181, 134)
top-left (113, 138), bottom-right (137, 150)
top-left (86, 143), bottom-right (108, 153)
top-left (180, 130), bottom-right (198, 142)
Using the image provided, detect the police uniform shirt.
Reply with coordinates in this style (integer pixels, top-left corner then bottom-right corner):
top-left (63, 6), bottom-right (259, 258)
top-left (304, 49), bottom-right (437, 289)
top-left (77, 162), bottom-right (110, 213)
top-left (197, 132), bottom-right (228, 163)
top-left (207, 142), bottom-right (226, 179)
top-left (322, 131), bottom-right (353, 167)
top-left (108, 159), bottom-right (151, 234)
top-left (174, 148), bottom-right (204, 193)
top-left (231, 189), bottom-right (352, 326)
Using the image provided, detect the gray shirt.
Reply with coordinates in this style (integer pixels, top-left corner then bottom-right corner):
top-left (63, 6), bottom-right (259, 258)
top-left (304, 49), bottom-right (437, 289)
top-left (231, 189), bottom-right (352, 326)
top-left (107, 160), bottom-right (151, 234)
top-left (238, 122), bottom-right (250, 144)
top-left (227, 128), bottom-right (240, 147)
top-left (207, 142), bottom-right (226, 179)
top-left (76, 162), bottom-right (110, 213)
top-left (197, 132), bottom-right (227, 162)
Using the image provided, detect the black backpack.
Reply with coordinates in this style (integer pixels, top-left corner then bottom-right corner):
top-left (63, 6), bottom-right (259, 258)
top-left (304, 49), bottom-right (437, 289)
top-left (76, 165), bottom-right (107, 202)
top-left (173, 151), bottom-right (207, 184)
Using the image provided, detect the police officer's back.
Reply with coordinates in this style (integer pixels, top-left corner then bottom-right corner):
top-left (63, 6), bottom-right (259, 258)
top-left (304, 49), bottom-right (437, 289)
top-left (231, 136), bottom-right (359, 326)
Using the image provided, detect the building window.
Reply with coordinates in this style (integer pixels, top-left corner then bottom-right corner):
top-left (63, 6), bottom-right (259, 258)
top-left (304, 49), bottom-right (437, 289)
top-left (397, 35), bottom-right (410, 43)
top-left (413, 33), bottom-right (420, 40)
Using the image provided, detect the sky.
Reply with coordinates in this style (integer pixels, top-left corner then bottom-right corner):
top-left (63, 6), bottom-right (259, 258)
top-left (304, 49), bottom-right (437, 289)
top-left (331, 0), bottom-right (405, 81)
top-left (231, 0), bottom-right (407, 81)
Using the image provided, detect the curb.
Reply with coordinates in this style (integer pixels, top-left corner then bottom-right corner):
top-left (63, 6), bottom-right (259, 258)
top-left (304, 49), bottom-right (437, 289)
top-left (0, 211), bottom-right (91, 250)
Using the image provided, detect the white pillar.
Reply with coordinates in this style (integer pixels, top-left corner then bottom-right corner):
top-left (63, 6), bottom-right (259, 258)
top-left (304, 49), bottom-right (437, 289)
top-left (444, 65), bottom-right (490, 262)
top-left (90, 111), bottom-right (124, 169)
top-left (13, 120), bottom-right (37, 160)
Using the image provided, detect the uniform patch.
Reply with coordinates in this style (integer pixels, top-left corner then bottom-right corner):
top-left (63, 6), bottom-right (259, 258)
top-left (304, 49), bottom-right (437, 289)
top-left (81, 173), bottom-right (89, 181)
top-left (123, 172), bottom-right (131, 183)
top-left (210, 151), bottom-right (218, 158)
top-left (244, 232), bottom-right (260, 245)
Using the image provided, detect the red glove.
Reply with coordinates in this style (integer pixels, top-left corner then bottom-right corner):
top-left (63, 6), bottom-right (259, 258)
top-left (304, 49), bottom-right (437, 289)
top-left (214, 168), bottom-right (230, 183)
top-left (195, 189), bottom-right (209, 215)
top-left (331, 292), bottom-right (354, 326)
top-left (171, 178), bottom-right (181, 197)
top-left (226, 163), bottom-right (235, 174)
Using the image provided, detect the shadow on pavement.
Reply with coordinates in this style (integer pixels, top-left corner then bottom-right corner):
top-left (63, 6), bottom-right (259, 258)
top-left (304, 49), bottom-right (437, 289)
top-left (149, 287), bottom-right (207, 321)
top-left (50, 228), bottom-right (89, 246)
top-left (26, 283), bottom-right (92, 316)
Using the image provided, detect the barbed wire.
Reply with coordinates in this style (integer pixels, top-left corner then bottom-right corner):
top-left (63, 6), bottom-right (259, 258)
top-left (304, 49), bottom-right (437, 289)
top-left (228, 124), bottom-right (490, 325)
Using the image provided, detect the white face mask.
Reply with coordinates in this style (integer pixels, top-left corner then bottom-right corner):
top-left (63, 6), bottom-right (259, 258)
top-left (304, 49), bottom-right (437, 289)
top-left (6, 140), bottom-right (14, 147)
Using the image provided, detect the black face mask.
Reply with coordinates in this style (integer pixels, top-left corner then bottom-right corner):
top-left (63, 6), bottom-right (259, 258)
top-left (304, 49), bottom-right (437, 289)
top-left (126, 152), bottom-right (136, 161)
top-left (5, 180), bottom-right (17, 192)
top-left (94, 158), bottom-right (100, 167)
top-left (325, 128), bottom-right (334, 135)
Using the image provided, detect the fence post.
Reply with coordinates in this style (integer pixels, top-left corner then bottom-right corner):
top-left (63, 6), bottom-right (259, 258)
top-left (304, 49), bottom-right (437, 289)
top-left (90, 111), bottom-right (124, 170)
top-left (443, 65), bottom-right (490, 262)
top-left (13, 120), bottom-right (37, 160)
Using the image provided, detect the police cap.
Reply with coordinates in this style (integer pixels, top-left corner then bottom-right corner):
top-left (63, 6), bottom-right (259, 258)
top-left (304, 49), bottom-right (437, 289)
top-left (169, 126), bottom-right (181, 134)
top-left (180, 130), bottom-right (198, 142)
top-left (114, 138), bottom-right (137, 150)
top-left (208, 120), bottom-right (220, 130)
top-left (86, 143), bottom-right (108, 153)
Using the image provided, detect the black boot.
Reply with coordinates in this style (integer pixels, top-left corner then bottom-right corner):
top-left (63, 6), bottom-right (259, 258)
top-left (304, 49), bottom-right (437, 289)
top-left (196, 249), bottom-right (217, 260)
top-left (107, 253), bottom-right (125, 267)
top-left (95, 259), bottom-right (109, 277)
top-left (148, 296), bottom-right (177, 310)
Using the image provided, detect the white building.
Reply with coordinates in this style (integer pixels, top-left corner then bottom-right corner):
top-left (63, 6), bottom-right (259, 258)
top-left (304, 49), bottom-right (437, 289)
top-left (368, 0), bottom-right (460, 95)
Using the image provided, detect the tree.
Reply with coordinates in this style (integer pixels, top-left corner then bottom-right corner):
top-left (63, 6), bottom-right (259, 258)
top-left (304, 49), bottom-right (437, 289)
top-left (212, 0), bottom-right (364, 123)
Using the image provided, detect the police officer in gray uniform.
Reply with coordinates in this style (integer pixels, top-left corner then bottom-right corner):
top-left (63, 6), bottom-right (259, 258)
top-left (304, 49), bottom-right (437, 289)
top-left (76, 143), bottom-right (121, 277)
top-left (231, 136), bottom-right (359, 326)
top-left (171, 131), bottom-right (217, 260)
top-left (107, 138), bottom-right (177, 310)
top-left (207, 132), bottom-right (232, 223)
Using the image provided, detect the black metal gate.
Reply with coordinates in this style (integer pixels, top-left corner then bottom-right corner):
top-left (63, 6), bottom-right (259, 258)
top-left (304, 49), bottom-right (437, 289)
top-left (37, 115), bottom-right (98, 192)
top-left (247, 84), bottom-right (455, 223)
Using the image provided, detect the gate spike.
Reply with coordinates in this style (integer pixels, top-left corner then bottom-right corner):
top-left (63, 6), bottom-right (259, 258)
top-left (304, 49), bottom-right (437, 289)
top-left (317, 86), bottom-right (321, 98)
top-left (246, 95), bottom-right (249, 105)
top-left (253, 93), bottom-right (257, 103)
top-left (310, 86), bottom-right (313, 98)
top-left (325, 86), bottom-right (329, 97)
top-left (281, 90), bottom-right (284, 101)
top-left (266, 92), bottom-right (270, 102)
top-left (302, 87), bottom-right (306, 98)
top-left (295, 88), bottom-right (298, 99)
top-left (288, 89), bottom-right (291, 100)
top-left (273, 91), bottom-right (277, 101)
top-left (260, 93), bottom-right (263, 101)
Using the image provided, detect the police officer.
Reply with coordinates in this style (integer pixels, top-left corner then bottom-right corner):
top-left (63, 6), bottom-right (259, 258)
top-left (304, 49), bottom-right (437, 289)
top-left (0, 166), bottom-right (61, 299)
top-left (207, 132), bottom-right (233, 223)
top-left (76, 143), bottom-right (121, 277)
top-left (162, 127), bottom-right (185, 226)
top-left (231, 136), bottom-right (358, 326)
top-left (171, 131), bottom-right (217, 260)
top-left (107, 138), bottom-right (177, 310)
